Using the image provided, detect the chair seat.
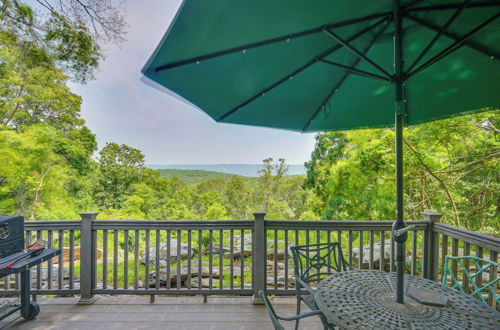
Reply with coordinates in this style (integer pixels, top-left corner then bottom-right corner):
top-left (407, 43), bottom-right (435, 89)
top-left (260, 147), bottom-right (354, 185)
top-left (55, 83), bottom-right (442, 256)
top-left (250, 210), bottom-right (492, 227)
top-left (302, 294), bottom-right (318, 310)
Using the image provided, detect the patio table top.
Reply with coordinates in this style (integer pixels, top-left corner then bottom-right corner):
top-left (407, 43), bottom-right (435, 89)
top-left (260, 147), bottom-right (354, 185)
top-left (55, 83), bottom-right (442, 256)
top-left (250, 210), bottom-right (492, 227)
top-left (315, 269), bottom-right (500, 329)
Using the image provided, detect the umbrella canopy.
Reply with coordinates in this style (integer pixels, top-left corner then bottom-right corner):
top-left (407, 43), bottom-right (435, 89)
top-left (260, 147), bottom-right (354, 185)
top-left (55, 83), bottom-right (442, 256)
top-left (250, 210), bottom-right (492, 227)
top-left (142, 0), bottom-right (500, 304)
top-left (142, 0), bottom-right (499, 132)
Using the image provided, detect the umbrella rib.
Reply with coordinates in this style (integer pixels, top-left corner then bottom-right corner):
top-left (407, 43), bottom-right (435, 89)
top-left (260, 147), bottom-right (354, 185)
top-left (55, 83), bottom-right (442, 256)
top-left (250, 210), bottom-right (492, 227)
top-left (404, 14), bottom-right (500, 60)
top-left (302, 19), bottom-right (392, 132)
top-left (218, 16), bottom-right (390, 122)
top-left (406, 0), bottom-right (471, 73)
top-left (319, 59), bottom-right (393, 82)
top-left (323, 29), bottom-right (393, 79)
top-left (407, 12), bottom-right (500, 78)
top-left (406, 1), bottom-right (500, 12)
top-left (153, 12), bottom-right (390, 73)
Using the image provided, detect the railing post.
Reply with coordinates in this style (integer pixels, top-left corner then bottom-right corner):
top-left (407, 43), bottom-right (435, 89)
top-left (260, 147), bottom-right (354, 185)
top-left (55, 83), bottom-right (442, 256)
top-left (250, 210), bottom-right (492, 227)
top-left (422, 210), bottom-right (442, 281)
top-left (252, 211), bottom-right (267, 305)
top-left (78, 211), bottom-right (98, 304)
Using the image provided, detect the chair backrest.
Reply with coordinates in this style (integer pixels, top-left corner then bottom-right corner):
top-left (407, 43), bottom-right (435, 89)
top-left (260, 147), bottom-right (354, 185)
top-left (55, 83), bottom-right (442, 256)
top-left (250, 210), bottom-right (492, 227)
top-left (259, 290), bottom-right (285, 330)
top-left (290, 242), bottom-right (349, 286)
top-left (442, 256), bottom-right (499, 305)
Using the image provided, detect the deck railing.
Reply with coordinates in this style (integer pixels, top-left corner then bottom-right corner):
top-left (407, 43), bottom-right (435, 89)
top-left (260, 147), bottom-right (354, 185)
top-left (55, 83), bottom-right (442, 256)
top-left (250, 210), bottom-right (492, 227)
top-left (0, 211), bottom-right (498, 308)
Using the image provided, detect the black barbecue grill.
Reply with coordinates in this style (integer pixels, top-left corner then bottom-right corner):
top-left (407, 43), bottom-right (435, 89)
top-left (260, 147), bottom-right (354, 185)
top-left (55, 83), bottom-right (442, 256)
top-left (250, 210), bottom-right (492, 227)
top-left (0, 216), bottom-right (24, 257)
top-left (0, 216), bottom-right (60, 321)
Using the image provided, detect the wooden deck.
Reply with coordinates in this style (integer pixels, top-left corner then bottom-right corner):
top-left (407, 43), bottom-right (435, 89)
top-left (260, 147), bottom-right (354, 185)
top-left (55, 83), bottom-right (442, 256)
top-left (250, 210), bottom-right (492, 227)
top-left (0, 295), bottom-right (324, 329)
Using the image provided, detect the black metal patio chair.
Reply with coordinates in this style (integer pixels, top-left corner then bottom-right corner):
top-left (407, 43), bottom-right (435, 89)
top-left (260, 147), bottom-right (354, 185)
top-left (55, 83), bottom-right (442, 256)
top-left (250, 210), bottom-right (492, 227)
top-left (259, 290), bottom-right (329, 330)
top-left (290, 242), bottom-right (350, 330)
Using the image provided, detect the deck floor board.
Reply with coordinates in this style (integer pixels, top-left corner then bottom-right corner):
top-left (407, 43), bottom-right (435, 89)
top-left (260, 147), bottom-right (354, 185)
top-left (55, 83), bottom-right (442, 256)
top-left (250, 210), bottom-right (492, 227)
top-left (0, 296), bottom-right (324, 329)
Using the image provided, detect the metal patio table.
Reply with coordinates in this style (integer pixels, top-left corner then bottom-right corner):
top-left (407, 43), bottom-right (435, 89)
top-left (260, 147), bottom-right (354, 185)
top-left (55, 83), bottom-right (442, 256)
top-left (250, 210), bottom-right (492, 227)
top-left (315, 269), bottom-right (500, 329)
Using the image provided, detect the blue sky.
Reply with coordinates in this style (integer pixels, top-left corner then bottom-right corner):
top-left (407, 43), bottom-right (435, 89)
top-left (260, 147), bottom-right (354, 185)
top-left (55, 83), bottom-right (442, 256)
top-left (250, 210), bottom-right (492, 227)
top-left (70, 0), bottom-right (316, 165)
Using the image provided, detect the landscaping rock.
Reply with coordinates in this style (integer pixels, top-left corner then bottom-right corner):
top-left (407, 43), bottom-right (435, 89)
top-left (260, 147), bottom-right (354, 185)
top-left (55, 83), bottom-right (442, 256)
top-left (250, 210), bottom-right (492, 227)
top-left (352, 241), bottom-right (392, 266)
top-left (141, 240), bottom-right (194, 264)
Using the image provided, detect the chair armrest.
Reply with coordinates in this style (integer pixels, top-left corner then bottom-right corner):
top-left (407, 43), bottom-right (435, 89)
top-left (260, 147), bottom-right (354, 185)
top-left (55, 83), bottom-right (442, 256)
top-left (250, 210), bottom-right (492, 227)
top-left (295, 277), bottom-right (315, 295)
top-left (278, 310), bottom-right (324, 321)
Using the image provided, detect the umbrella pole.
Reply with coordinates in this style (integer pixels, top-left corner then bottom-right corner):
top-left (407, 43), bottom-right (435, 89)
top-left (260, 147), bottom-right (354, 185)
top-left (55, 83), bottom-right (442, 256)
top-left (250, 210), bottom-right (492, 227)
top-left (394, 111), bottom-right (406, 304)
top-left (393, 0), bottom-right (407, 304)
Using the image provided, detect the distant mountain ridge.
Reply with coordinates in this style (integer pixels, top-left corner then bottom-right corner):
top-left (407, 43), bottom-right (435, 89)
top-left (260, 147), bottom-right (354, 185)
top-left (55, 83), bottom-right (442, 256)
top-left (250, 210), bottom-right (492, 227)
top-left (147, 164), bottom-right (307, 177)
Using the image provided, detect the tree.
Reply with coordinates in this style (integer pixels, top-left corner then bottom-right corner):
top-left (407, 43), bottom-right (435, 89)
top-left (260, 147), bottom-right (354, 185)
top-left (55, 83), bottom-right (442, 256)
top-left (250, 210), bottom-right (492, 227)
top-left (304, 132), bottom-right (347, 203)
top-left (94, 142), bottom-right (145, 210)
top-left (0, 30), bottom-right (85, 131)
top-left (256, 158), bottom-right (288, 211)
top-left (304, 111), bottom-right (499, 230)
top-left (224, 175), bottom-right (250, 219)
top-left (1, 0), bottom-right (127, 81)
top-left (0, 124), bottom-right (84, 219)
top-left (204, 203), bottom-right (228, 220)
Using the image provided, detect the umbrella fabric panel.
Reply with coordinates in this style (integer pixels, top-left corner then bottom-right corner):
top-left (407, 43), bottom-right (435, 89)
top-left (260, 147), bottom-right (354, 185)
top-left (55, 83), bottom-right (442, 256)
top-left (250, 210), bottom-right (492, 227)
top-left (308, 73), bottom-right (394, 131)
top-left (223, 62), bottom-right (350, 131)
top-left (144, 0), bottom-right (392, 68)
top-left (410, 5), bottom-right (500, 54)
top-left (407, 46), bottom-right (500, 124)
top-left (151, 32), bottom-right (341, 122)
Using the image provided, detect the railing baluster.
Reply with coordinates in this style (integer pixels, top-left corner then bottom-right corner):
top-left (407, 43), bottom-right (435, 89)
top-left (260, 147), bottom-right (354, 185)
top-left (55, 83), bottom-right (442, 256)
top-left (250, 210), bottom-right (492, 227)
top-left (359, 231), bottom-right (363, 270)
top-left (155, 230), bottom-right (160, 290)
top-left (70, 230), bottom-right (75, 290)
top-left (369, 231), bottom-right (374, 270)
top-left (274, 229), bottom-right (278, 289)
top-left (103, 230), bottom-right (108, 290)
top-left (219, 229), bottom-right (223, 289)
top-left (134, 230), bottom-right (139, 290)
top-left (380, 231), bottom-right (385, 271)
top-left (306, 230), bottom-right (310, 269)
top-left (47, 230), bottom-right (53, 290)
top-left (451, 238), bottom-right (458, 279)
top-left (145, 230), bottom-right (150, 290)
top-left (284, 230), bottom-right (289, 289)
top-left (411, 230), bottom-right (417, 276)
top-left (92, 225), bottom-right (97, 291)
top-left (177, 230), bottom-right (181, 290)
top-left (327, 230), bottom-right (332, 269)
top-left (113, 230), bottom-right (118, 289)
top-left (124, 230), bottom-right (129, 289)
top-left (240, 229), bottom-right (244, 290)
top-left (475, 246), bottom-right (483, 291)
top-left (167, 230), bottom-right (171, 289)
top-left (198, 230), bottom-right (202, 290)
top-left (58, 230), bottom-right (64, 290)
top-left (187, 230), bottom-right (192, 289)
top-left (209, 230), bottom-right (213, 289)
top-left (348, 231), bottom-right (353, 266)
top-left (229, 229), bottom-right (234, 290)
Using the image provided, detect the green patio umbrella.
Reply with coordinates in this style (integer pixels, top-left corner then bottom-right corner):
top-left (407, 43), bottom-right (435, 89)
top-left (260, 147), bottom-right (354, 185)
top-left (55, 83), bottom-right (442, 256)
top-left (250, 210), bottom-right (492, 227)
top-left (142, 0), bottom-right (500, 304)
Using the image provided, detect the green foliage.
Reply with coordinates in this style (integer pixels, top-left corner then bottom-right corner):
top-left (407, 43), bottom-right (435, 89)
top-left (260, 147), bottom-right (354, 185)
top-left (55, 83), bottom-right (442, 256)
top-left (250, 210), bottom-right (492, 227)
top-left (157, 169), bottom-right (239, 185)
top-left (94, 143), bottom-right (145, 210)
top-left (305, 111), bottom-right (499, 231)
top-left (0, 0), bottom-right (126, 81)
top-left (0, 30), bottom-right (84, 131)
